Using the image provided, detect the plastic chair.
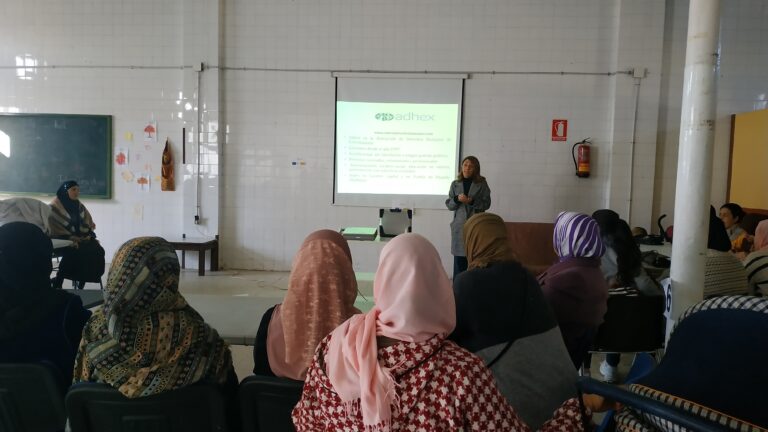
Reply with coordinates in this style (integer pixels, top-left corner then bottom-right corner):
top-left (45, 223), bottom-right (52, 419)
top-left (591, 288), bottom-right (665, 356)
top-left (239, 375), bottom-right (303, 432)
top-left (577, 377), bottom-right (731, 432)
top-left (0, 363), bottom-right (66, 432)
top-left (66, 382), bottom-right (229, 432)
top-left (582, 296), bottom-right (768, 431)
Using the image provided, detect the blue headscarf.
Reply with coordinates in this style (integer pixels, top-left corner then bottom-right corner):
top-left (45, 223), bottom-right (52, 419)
top-left (553, 211), bottom-right (605, 262)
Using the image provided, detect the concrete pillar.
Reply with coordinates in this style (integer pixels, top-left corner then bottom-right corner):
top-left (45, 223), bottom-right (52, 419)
top-left (667, 0), bottom-right (721, 335)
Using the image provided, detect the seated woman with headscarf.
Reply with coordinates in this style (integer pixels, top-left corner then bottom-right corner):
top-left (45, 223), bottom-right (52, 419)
top-left (0, 222), bottom-right (91, 392)
top-left (73, 237), bottom-right (236, 403)
top-left (592, 209), bottom-right (659, 295)
top-left (538, 212), bottom-right (609, 369)
top-left (252, 229), bottom-right (360, 380)
top-left (705, 206), bottom-right (749, 298)
top-left (450, 213), bottom-right (578, 430)
top-left (49, 180), bottom-right (105, 288)
top-left (590, 209), bottom-right (661, 382)
top-left (743, 220), bottom-right (768, 296)
top-left (293, 233), bottom-right (595, 431)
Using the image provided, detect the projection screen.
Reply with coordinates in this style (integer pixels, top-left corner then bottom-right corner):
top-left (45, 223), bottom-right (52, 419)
top-left (333, 73), bottom-right (466, 209)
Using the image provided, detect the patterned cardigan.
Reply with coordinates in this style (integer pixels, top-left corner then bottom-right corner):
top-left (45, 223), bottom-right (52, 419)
top-left (292, 334), bottom-right (587, 431)
top-left (49, 197), bottom-right (95, 240)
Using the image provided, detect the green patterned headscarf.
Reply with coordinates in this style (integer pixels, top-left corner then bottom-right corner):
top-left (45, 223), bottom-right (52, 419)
top-left (73, 237), bottom-right (231, 398)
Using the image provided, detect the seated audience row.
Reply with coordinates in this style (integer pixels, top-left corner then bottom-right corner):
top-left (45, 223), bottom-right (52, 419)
top-left (292, 232), bottom-right (593, 431)
top-left (3, 221), bottom-right (611, 431)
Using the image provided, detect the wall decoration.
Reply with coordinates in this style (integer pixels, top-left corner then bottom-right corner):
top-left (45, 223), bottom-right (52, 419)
top-left (137, 172), bottom-right (150, 191)
top-left (115, 147), bottom-right (128, 165)
top-left (121, 170), bottom-right (134, 182)
top-left (161, 139), bottom-right (175, 191)
top-left (143, 121), bottom-right (157, 142)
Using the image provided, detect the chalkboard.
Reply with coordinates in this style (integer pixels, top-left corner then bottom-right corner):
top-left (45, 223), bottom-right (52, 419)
top-left (0, 114), bottom-right (112, 198)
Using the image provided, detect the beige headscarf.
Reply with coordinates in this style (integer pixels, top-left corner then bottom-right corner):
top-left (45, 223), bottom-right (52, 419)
top-left (463, 212), bottom-right (516, 269)
top-left (266, 230), bottom-right (360, 380)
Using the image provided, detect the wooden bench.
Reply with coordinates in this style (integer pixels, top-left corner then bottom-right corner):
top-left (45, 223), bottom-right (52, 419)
top-left (167, 237), bottom-right (219, 276)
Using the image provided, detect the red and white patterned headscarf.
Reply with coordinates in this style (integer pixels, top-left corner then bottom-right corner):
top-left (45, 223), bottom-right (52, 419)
top-left (324, 233), bottom-right (455, 432)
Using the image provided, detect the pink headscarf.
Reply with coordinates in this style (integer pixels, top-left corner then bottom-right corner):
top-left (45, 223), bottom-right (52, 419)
top-left (324, 234), bottom-right (455, 431)
top-left (755, 220), bottom-right (768, 251)
top-left (266, 230), bottom-right (359, 380)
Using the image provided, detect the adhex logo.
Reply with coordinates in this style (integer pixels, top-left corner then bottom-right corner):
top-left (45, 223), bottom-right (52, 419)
top-left (375, 112), bottom-right (435, 121)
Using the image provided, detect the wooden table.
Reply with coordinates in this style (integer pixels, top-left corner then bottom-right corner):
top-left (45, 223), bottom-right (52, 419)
top-left (167, 237), bottom-right (219, 276)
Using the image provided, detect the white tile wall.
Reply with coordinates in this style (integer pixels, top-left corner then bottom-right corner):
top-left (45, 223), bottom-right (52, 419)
top-left (6, 0), bottom-right (762, 273)
top-left (0, 0), bottom-right (185, 261)
top-left (219, 0), bottom-right (667, 272)
top-left (653, 0), bottom-right (768, 225)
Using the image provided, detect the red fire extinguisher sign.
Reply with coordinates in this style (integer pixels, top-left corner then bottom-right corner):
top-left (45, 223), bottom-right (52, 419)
top-left (552, 119), bottom-right (568, 141)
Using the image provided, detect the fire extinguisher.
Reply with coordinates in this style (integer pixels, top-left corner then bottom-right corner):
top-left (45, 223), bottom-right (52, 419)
top-left (571, 138), bottom-right (591, 178)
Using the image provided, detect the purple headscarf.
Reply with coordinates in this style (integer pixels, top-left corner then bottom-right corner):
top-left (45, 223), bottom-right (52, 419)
top-left (553, 211), bottom-right (605, 261)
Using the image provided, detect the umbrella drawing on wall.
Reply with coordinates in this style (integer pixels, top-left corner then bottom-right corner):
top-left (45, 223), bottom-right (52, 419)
top-left (143, 121), bottom-right (157, 142)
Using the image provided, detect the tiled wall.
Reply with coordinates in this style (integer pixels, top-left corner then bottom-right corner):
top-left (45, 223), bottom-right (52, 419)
top-left (220, 0), bottom-right (666, 271)
top-left (653, 0), bottom-right (768, 225)
top-left (6, 0), bottom-right (763, 273)
top-left (0, 0), bottom-right (187, 261)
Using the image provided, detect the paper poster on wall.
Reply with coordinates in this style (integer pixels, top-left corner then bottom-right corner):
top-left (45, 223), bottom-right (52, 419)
top-left (143, 121), bottom-right (157, 142)
top-left (121, 170), bottom-right (134, 182)
top-left (123, 132), bottom-right (133, 142)
top-left (115, 148), bottom-right (129, 165)
top-left (137, 172), bottom-right (150, 191)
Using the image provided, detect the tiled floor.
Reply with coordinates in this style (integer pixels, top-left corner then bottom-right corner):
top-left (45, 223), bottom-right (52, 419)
top-left (79, 267), bottom-right (639, 397)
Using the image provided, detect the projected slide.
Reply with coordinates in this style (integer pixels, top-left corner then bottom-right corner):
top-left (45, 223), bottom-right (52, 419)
top-left (336, 101), bottom-right (459, 196)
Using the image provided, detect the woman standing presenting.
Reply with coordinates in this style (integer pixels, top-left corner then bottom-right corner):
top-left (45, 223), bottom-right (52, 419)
top-left (445, 156), bottom-right (491, 279)
top-left (49, 180), bottom-right (105, 289)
